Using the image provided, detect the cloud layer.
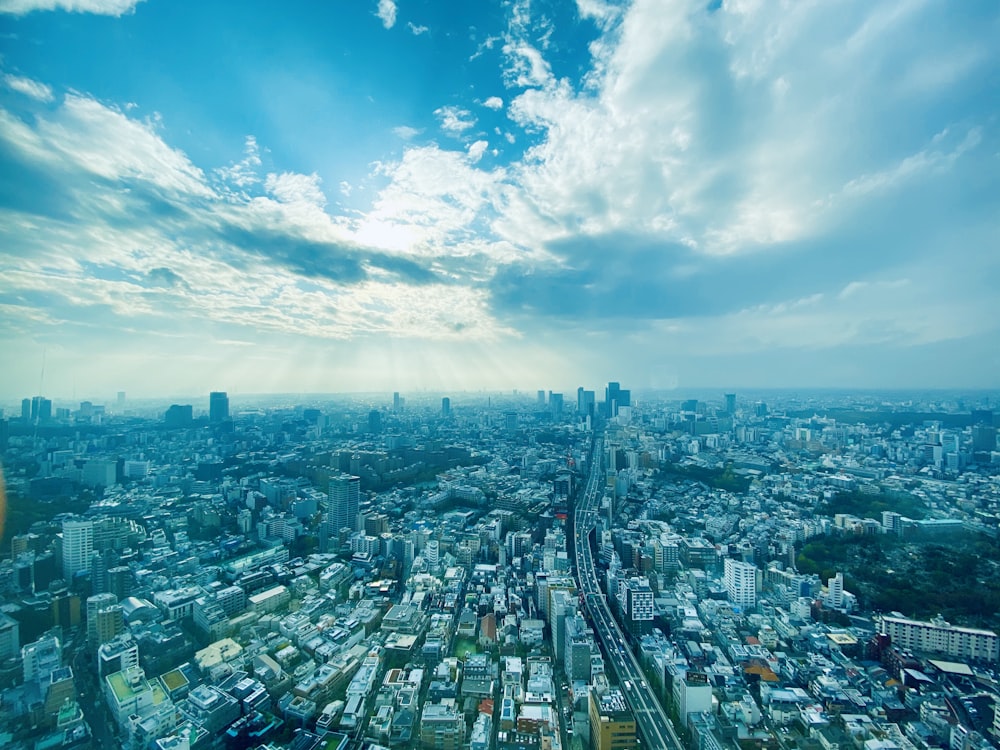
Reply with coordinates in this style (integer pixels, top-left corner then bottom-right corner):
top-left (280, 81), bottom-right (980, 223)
top-left (1, 0), bottom-right (998, 396)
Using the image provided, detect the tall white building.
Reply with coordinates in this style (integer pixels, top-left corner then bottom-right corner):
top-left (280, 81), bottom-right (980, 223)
top-left (327, 474), bottom-right (360, 533)
top-left (827, 572), bottom-right (845, 609)
top-left (62, 518), bottom-right (94, 582)
top-left (724, 558), bottom-right (758, 611)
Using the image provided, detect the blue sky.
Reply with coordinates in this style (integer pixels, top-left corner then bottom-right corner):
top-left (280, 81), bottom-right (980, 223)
top-left (0, 0), bottom-right (998, 400)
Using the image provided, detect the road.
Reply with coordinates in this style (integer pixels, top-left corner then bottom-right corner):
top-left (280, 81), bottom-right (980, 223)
top-left (573, 431), bottom-right (684, 750)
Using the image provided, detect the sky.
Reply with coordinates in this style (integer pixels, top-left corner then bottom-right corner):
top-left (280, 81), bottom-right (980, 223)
top-left (0, 0), bottom-right (998, 400)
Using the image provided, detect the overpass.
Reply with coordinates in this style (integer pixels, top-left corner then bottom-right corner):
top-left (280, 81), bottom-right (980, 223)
top-left (573, 430), bottom-right (684, 750)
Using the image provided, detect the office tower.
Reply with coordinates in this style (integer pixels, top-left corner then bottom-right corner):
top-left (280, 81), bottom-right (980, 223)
top-left (725, 393), bottom-right (736, 414)
top-left (393, 391), bottom-right (400, 411)
top-left (368, 409), bottom-right (382, 434)
top-left (61, 519), bottom-right (94, 582)
top-left (21, 398), bottom-right (30, 421)
top-left (724, 558), bottom-right (757, 611)
top-left (116, 391), bottom-right (126, 409)
top-left (441, 397), bottom-right (451, 417)
top-left (537, 390), bottom-right (546, 406)
top-left (971, 409), bottom-right (994, 426)
top-left (209, 391), bottom-right (229, 422)
top-left (620, 577), bottom-right (654, 637)
top-left (30, 396), bottom-right (52, 422)
top-left (165, 404), bottom-right (193, 427)
top-left (549, 392), bottom-right (564, 415)
top-left (328, 474), bottom-right (360, 533)
top-left (972, 424), bottom-right (997, 453)
top-left (589, 689), bottom-right (637, 750)
top-left (606, 382), bottom-right (621, 417)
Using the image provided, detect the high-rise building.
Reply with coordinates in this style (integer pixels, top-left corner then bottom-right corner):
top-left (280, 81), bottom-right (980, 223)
top-left (827, 572), bottom-right (844, 609)
top-left (209, 391), bottom-right (229, 423)
top-left (393, 392), bottom-right (400, 411)
top-left (589, 689), bottom-right (637, 750)
top-left (368, 409), bottom-right (382, 434)
top-left (28, 396), bottom-right (52, 423)
top-left (619, 577), bottom-right (655, 637)
top-left (441, 397), bottom-right (451, 417)
top-left (725, 393), bottom-right (736, 415)
top-left (116, 391), bottom-right (126, 410)
top-left (328, 474), bottom-right (360, 533)
top-left (0, 612), bottom-right (20, 661)
top-left (724, 558), bottom-right (757, 611)
top-left (537, 390), bottom-right (546, 406)
top-left (165, 404), bottom-right (193, 427)
top-left (61, 519), bottom-right (94, 582)
top-left (87, 593), bottom-right (119, 646)
top-left (549, 392), bottom-right (563, 415)
top-left (606, 382), bottom-right (621, 417)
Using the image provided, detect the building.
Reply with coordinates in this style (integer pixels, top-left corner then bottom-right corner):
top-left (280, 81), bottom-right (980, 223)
top-left (209, 391), bottom-right (229, 423)
top-left (441, 397), bottom-right (451, 417)
top-left (328, 473), bottom-right (361, 534)
top-left (23, 634), bottom-right (62, 684)
top-left (619, 577), bottom-right (655, 637)
top-left (0, 612), bottom-right (19, 660)
top-left (98, 634), bottom-right (140, 678)
top-left (419, 701), bottom-right (465, 749)
top-left (589, 689), bottom-right (637, 750)
top-left (61, 519), bottom-right (94, 582)
top-left (87, 592), bottom-right (120, 646)
top-left (879, 614), bottom-right (999, 662)
top-left (164, 404), bottom-right (193, 427)
top-left (724, 558), bottom-right (757, 611)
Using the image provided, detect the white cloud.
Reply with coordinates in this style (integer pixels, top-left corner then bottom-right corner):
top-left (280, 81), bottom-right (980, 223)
top-left (467, 140), bottom-right (488, 163)
top-left (407, 21), bottom-right (428, 35)
top-left (0, 0), bottom-right (142, 14)
top-left (376, 0), bottom-right (396, 29)
top-left (265, 171), bottom-right (327, 207)
top-left (483, 96), bottom-right (504, 110)
top-left (216, 135), bottom-right (262, 189)
top-left (3, 73), bottom-right (54, 102)
top-left (434, 105), bottom-right (476, 134)
top-left (393, 125), bottom-right (421, 140)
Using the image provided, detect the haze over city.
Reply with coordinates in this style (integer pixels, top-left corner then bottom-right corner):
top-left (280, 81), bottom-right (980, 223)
top-left (1, 0), bottom-right (998, 398)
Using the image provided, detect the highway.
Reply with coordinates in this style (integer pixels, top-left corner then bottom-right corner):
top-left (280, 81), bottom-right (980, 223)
top-left (573, 431), bottom-right (684, 750)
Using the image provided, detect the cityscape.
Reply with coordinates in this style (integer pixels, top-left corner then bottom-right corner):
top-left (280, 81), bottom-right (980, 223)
top-left (1, 1), bottom-right (999, 750)
top-left (0, 385), bottom-right (998, 750)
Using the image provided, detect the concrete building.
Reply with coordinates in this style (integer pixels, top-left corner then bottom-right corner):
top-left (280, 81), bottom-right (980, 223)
top-left (589, 688), bottom-right (637, 750)
top-left (879, 614), bottom-right (999, 662)
top-left (61, 519), bottom-right (94, 582)
top-left (724, 558), bottom-right (757, 611)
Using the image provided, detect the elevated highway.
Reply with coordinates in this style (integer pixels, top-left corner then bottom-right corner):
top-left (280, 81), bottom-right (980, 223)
top-left (573, 431), bottom-right (684, 750)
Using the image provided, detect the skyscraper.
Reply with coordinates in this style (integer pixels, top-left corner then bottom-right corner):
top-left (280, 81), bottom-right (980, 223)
top-left (61, 519), bottom-right (94, 582)
top-left (441, 397), bottom-right (451, 417)
top-left (606, 382), bottom-right (621, 417)
top-left (725, 393), bottom-right (736, 415)
top-left (393, 391), bottom-right (400, 411)
top-left (209, 391), bottom-right (229, 423)
top-left (724, 558), bottom-right (757, 611)
top-left (328, 474), bottom-right (360, 533)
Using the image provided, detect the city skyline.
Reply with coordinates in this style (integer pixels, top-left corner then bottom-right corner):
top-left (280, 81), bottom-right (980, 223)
top-left (1, 0), bottom-right (999, 398)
